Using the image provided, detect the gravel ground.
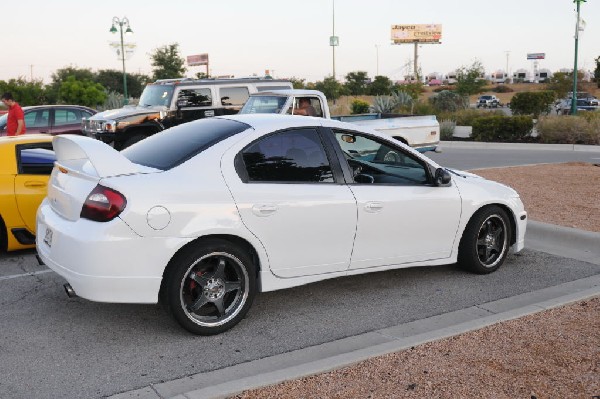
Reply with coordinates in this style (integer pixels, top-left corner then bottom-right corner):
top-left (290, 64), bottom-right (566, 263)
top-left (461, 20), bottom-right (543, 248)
top-left (233, 162), bottom-right (600, 399)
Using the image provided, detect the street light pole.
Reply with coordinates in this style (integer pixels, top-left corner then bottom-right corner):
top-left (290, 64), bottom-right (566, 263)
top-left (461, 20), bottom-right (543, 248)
top-left (110, 17), bottom-right (133, 105)
top-left (332, 0), bottom-right (336, 81)
top-left (571, 0), bottom-right (586, 115)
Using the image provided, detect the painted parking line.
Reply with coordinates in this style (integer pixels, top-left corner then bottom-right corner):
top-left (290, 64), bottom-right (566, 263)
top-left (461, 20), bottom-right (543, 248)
top-left (0, 269), bottom-right (53, 281)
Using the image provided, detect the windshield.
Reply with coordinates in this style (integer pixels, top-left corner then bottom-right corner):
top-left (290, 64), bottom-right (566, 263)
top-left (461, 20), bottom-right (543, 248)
top-left (240, 95), bottom-right (288, 114)
top-left (138, 85), bottom-right (175, 107)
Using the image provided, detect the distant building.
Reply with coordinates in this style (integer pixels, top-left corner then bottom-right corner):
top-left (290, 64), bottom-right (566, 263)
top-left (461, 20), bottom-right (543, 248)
top-left (513, 68), bottom-right (534, 83)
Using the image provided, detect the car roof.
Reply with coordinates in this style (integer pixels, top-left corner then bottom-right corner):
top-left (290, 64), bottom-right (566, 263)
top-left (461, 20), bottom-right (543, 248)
top-left (21, 105), bottom-right (96, 112)
top-left (215, 114), bottom-right (406, 145)
top-left (249, 89), bottom-right (323, 97)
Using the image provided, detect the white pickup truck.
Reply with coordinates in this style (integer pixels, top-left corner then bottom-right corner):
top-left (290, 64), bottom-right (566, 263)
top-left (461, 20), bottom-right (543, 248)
top-left (239, 89), bottom-right (440, 153)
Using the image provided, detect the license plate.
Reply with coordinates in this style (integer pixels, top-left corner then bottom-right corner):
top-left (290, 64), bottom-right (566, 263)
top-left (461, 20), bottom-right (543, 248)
top-left (44, 228), bottom-right (53, 248)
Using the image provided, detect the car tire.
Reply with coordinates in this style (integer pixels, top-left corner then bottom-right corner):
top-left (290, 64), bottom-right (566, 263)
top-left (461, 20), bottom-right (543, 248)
top-left (0, 216), bottom-right (7, 252)
top-left (163, 239), bottom-right (256, 335)
top-left (458, 206), bottom-right (511, 274)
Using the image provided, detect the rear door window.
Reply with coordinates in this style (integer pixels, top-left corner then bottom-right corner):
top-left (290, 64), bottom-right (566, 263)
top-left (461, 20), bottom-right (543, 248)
top-left (17, 143), bottom-right (55, 175)
top-left (177, 88), bottom-right (212, 107)
top-left (54, 109), bottom-right (81, 126)
top-left (240, 128), bottom-right (334, 183)
top-left (219, 87), bottom-right (250, 107)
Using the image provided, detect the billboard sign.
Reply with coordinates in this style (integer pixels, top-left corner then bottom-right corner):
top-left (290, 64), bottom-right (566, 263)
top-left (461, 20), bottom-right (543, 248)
top-left (187, 53), bottom-right (209, 66)
top-left (391, 24), bottom-right (442, 44)
top-left (527, 53), bottom-right (545, 60)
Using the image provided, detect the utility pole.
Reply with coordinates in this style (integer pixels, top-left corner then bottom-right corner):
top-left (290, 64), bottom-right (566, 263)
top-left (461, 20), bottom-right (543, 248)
top-left (571, 0), bottom-right (586, 115)
top-left (30, 65), bottom-right (34, 81)
top-left (375, 45), bottom-right (380, 76)
top-left (504, 51), bottom-right (510, 77)
top-left (330, 0), bottom-right (337, 81)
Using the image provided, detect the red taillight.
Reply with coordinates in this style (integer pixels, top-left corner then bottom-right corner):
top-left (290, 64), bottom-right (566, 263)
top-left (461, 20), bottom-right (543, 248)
top-left (80, 184), bottom-right (127, 222)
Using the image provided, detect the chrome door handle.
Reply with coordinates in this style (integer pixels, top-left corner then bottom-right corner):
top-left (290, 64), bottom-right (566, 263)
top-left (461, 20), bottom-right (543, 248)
top-left (252, 204), bottom-right (278, 217)
top-left (364, 202), bottom-right (383, 212)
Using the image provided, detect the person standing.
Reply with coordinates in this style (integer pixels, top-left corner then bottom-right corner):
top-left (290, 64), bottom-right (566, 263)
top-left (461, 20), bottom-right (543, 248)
top-left (1, 92), bottom-right (26, 136)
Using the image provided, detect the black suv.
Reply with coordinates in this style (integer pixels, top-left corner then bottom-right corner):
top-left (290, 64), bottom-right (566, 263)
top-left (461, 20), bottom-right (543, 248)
top-left (82, 77), bottom-right (292, 149)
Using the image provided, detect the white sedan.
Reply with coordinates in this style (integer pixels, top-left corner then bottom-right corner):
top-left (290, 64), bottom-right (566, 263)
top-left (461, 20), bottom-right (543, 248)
top-left (37, 114), bottom-right (527, 335)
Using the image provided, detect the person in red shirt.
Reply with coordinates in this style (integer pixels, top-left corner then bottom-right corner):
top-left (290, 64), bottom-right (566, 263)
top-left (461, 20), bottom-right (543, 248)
top-left (1, 92), bottom-right (26, 136)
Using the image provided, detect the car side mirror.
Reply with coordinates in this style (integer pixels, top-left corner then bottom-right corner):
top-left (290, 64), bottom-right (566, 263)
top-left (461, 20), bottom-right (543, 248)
top-left (355, 174), bottom-right (374, 184)
top-left (177, 99), bottom-right (188, 108)
top-left (434, 168), bottom-right (451, 186)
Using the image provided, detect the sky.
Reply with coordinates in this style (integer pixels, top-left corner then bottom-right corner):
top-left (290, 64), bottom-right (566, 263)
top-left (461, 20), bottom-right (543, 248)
top-left (3, 0), bottom-right (599, 84)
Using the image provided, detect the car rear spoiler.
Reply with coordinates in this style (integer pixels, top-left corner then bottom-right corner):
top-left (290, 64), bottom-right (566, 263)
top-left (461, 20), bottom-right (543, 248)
top-left (53, 135), bottom-right (143, 178)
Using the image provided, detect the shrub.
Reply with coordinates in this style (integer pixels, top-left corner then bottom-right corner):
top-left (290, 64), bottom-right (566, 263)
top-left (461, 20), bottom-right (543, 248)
top-left (412, 101), bottom-right (436, 116)
top-left (536, 115), bottom-right (600, 145)
top-left (439, 119), bottom-right (456, 140)
top-left (509, 91), bottom-right (556, 117)
top-left (100, 91), bottom-right (124, 111)
top-left (350, 99), bottom-right (370, 114)
top-left (370, 91), bottom-right (413, 114)
top-left (433, 85), bottom-right (456, 92)
top-left (492, 85), bottom-right (513, 93)
top-left (436, 109), bottom-right (504, 126)
top-left (471, 115), bottom-right (533, 142)
top-left (428, 90), bottom-right (467, 112)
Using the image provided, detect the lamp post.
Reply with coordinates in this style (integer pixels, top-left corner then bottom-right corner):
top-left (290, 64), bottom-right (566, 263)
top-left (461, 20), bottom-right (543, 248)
top-left (330, 0), bottom-right (338, 81)
top-left (110, 17), bottom-right (133, 105)
top-left (571, 0), bottom-right (586, 115)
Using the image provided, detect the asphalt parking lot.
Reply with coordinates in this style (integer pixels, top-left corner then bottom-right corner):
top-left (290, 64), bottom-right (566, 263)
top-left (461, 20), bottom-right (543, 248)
top-left (1, 243), bottom-right (599, 399)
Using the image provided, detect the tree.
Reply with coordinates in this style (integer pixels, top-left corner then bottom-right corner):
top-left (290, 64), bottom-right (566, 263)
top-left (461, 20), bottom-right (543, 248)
top-left (509, 91), bottom-right (555, 117)
top-left (547, 71), bottom-right (584, 99)
top-left (58, 76), bottom-right (106, 107)
top-left (46, 66), bottom-right (96, 103)
top-left (0, 78), bottom-right (47, 105)
top-left (344, 71), bottom-right (369, 95)
top-left (314, 77), bottom-right (345, 100)
top-left (150, 43), bottom-right (186, 80)
top-left (368, 75), bottom-right (393, 96)
top-left (455, 61), bottom-right (487, 97)
top-left (195, 72), bottom-right (208, 79)
top-left (96, 69), bottom-right (150, 98)
top-left (289, 77), bottom-right (306, 89)
top-left (593, 56), bottom-right (599, 88)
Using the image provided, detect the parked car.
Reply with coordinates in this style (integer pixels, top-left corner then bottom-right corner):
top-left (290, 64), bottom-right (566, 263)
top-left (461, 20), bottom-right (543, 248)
top-left (476, 95), bottom-right (501, 108)
top-left (0, 105), bottom-right (96, 137)
top-left (555, 98), bottom-right (599, 115)
top-left (82, 77), bottom-right (293, 149)
top-left (0, 135), bottom-right (55, 251)
top-left (37, 115), bottom-right (527, 335)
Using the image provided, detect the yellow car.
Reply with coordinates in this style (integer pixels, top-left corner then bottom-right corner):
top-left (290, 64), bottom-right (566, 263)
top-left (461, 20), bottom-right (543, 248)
top-left (0, 135), bottom-right (55, 251)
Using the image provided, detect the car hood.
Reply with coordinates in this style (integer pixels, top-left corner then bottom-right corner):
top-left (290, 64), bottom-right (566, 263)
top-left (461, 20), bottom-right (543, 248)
top-left (88, 105), bottom-right (167, 121)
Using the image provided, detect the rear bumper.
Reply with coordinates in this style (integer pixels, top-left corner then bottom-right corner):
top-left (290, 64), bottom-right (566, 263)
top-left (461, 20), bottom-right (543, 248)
top-left (36, 200), bottom-right (186, 304)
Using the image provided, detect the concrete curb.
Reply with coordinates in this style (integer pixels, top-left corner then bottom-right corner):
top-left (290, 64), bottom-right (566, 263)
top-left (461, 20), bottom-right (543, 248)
top-left (108, 221), bottom-right (600, 399)
top-left (527, 221), bottom-right (600, 265)
top-left (440, 141), bottom-right (600, 152)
